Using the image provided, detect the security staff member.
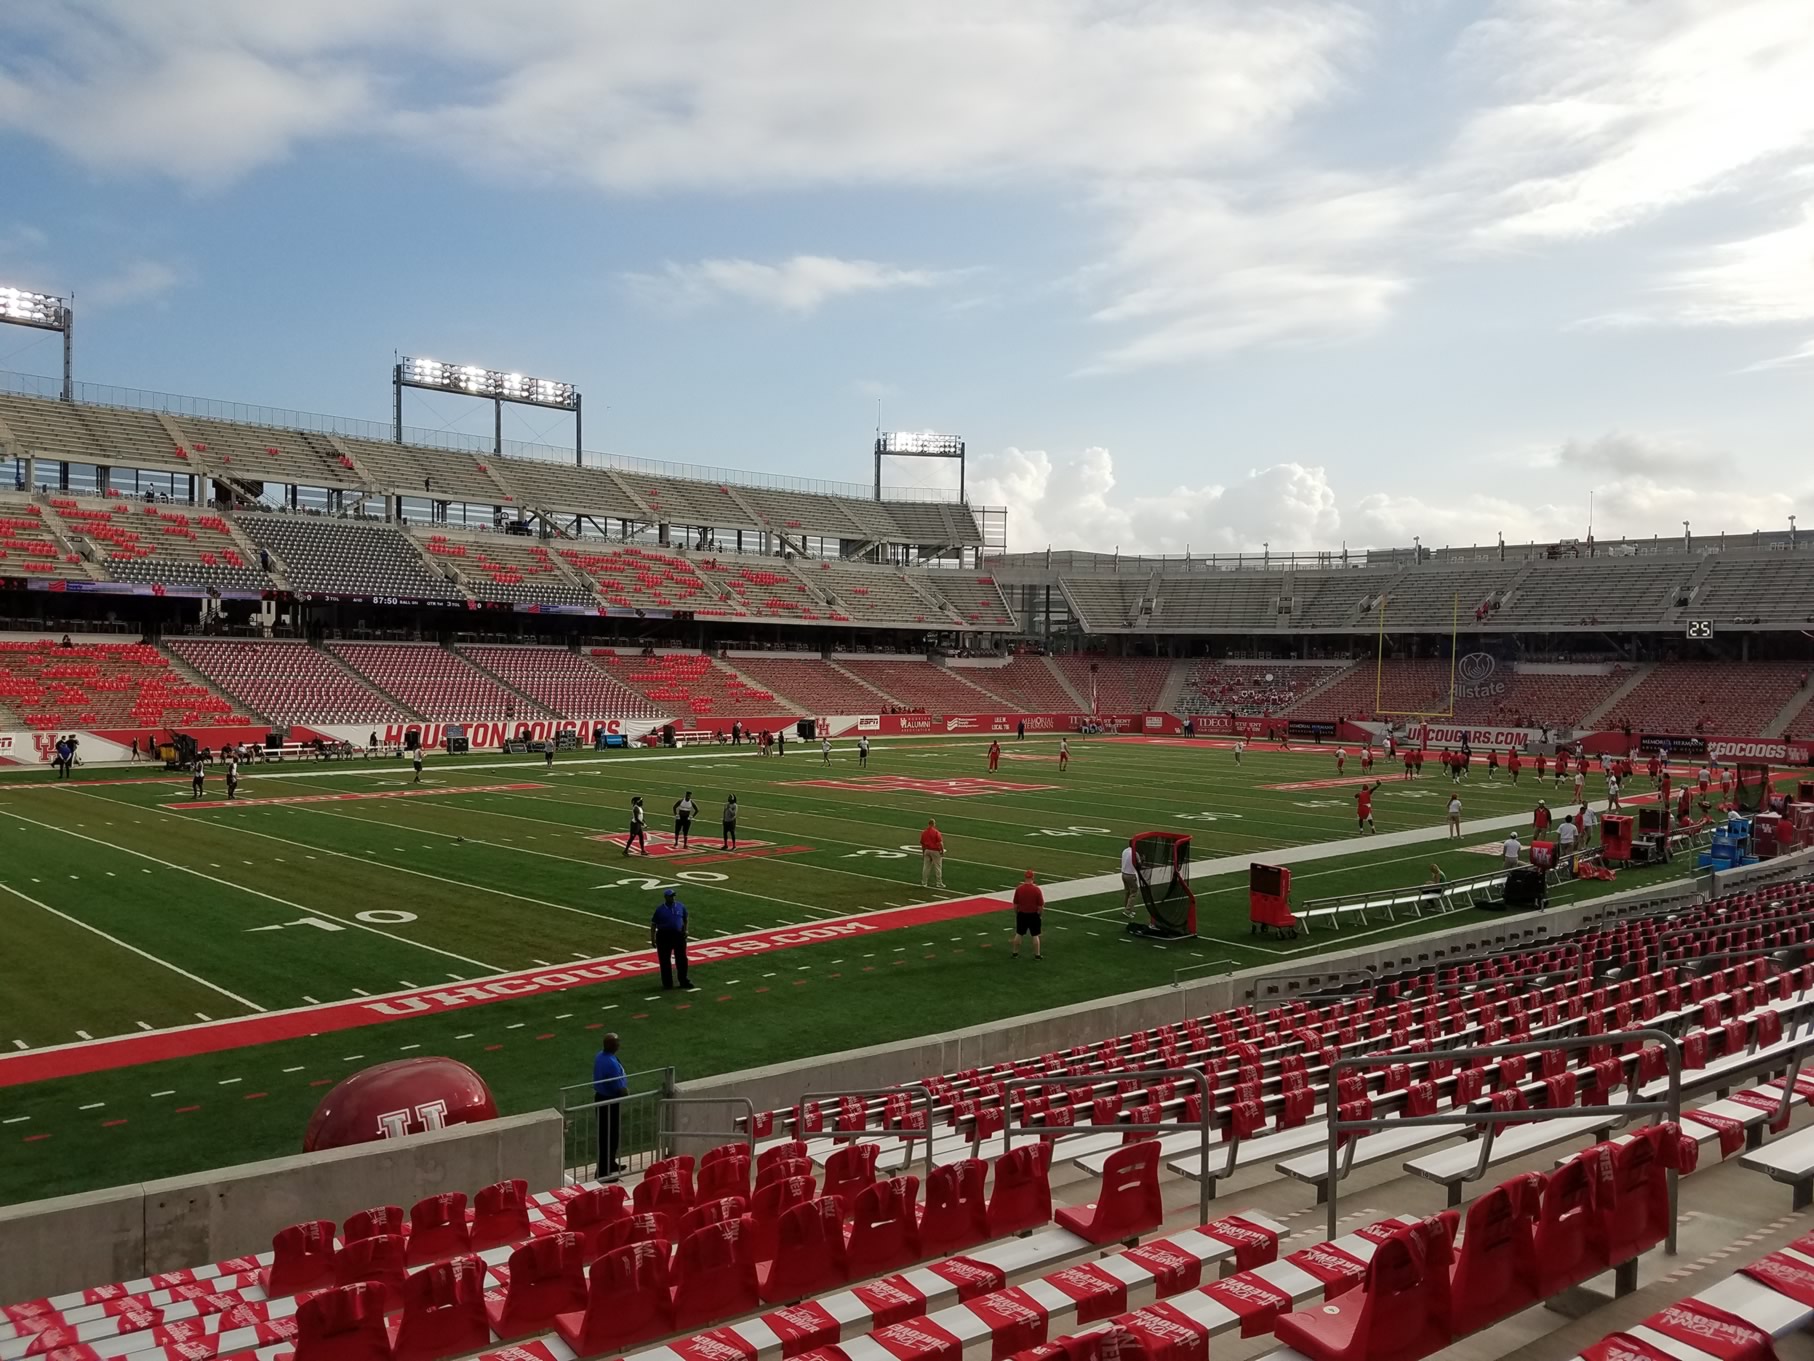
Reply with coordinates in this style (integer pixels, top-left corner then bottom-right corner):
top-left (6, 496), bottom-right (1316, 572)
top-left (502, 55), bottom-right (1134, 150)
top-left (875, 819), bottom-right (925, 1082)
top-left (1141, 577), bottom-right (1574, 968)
top-left (651, 888), bottom-right (696, 990)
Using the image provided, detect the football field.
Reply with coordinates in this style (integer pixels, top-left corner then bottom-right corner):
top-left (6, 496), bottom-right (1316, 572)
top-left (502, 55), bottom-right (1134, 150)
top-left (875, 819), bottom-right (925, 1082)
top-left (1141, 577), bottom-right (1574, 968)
top-left (0, 733), bottom-right (1696, 1204)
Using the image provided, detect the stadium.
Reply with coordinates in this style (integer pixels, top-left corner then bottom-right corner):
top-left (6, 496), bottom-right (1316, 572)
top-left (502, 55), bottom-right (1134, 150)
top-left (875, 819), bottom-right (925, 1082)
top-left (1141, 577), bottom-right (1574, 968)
top-left (8, 7), bottom-right (1814, 1360)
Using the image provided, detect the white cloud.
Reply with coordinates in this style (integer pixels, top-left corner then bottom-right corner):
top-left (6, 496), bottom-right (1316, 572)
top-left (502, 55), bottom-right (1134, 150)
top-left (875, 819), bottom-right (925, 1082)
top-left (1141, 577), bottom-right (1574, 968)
top-left (0, 2), bottom-right (1364, 190)
top-left (83, 259), bottom-right (181, 309)
top-left (1450, 0), bottom-right (1814, 245)
top-left (1083, 176), bottom-right (1414, 370)
top-left (623, 256), bottom-right (948, 315)
top-left (1742, 338), bottom-right (1814, 372)
top-left (973, 432), bottom-right (1810, 554)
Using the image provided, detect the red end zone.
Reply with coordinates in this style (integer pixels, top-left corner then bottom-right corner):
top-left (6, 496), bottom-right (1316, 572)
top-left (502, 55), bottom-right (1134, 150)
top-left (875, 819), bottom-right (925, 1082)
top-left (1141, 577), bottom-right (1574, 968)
top-left (0, 894), bottom-right (1013, 1088)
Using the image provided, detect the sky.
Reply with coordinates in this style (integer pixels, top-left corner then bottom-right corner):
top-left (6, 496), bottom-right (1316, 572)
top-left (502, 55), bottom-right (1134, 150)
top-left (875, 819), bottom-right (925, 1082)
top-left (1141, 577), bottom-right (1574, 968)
top-left (0, 0), bottom-right (1810, 557)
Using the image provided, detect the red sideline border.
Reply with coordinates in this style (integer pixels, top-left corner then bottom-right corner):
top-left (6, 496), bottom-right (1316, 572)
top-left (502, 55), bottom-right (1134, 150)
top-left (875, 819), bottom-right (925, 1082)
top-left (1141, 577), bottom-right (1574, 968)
top-left (0, 894), bottom-right (1012, 1089)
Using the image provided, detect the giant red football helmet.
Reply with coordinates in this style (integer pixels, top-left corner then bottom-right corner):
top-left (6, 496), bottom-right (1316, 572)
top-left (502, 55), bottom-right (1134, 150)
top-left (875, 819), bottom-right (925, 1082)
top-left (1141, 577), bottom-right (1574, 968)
top-left (304, 1056), bottom-right (498, 1152)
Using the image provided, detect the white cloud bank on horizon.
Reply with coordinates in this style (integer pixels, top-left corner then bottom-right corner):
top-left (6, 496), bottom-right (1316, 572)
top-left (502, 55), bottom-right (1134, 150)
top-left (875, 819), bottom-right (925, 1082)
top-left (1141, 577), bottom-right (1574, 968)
top-left (969, 434), bottom-right (1806, 556)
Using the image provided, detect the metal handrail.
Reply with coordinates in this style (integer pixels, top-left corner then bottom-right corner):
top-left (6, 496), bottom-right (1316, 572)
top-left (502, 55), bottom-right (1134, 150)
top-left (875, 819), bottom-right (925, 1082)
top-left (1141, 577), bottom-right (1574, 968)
top-left (795, 1086), bottom-right (935, 1183)
top-left (660, 1095), bottom-right (755, 1160)
top-left (1170, 958), bottom-right (1240, 993)
top-left (1001, 1067), bottom-right (1215, 1222)
top-left (1324, 1029), bottom-right (1681, 1247)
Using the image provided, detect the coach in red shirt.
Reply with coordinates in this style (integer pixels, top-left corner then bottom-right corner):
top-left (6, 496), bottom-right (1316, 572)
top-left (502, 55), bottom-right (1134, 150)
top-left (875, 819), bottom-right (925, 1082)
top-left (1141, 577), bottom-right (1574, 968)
top-left (1011, 869), bottom-right (1045, 960)
top-left (919, 819), bottom-right (945, 889)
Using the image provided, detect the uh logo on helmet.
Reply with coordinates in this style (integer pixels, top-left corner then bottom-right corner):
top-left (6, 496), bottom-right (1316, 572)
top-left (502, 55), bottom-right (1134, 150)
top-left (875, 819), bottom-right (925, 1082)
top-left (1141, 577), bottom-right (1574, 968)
top-left (303, 1056), bottom-right (497, 1152)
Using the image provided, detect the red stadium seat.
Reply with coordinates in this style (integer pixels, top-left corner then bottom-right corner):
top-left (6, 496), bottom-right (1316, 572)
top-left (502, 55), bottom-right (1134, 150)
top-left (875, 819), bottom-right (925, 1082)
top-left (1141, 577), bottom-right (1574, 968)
top-left (672, 1220), bottom-right (761, 1330)
top-left (1533, 1155), bottom-right (1610, 1297)
top-left (1448, 1173), bottom-right (1541, 1336)
top-left (1600, 1126), bottom-right (1672, 1265)
top-left (484, 1232), bottom-right (589, 1339)
top-left (633, 1169), bottom-right (693, 1222)
top-left (333, 1234), bottom-right (408, 1301)
top-left (757, 1140), bottom-right (810, 1174)
top-left (553, 1240), bottom-right (675, 1357)
top-left (294, 1282), bottom-right (394, 1361)
top-left (919, 1158), bottom-right (991, 1257)
top-left (697, 1150), bottom-right (752, 1201)
top-left (262, 1219), bottom-right (338, 1296)
top-left (470, 1179), bottom-right (530, 1251)
top-left (388, 1256), bottom-right (490, 1361)
top-left (343, 1206), bottom-right (405, 1244)
top-left (759, 1198), bottom-right (850, 1304)
top-left (756, 1156), bottom-right (813, 1190)
top-left (564, 1185), bottom-right (631, 1259)
top-left (680, 1195), bottom-right (749, 1238)
top-left (597, 1211), bottom-right (675, 1258)
top-left (1054, 1141), bottom-right (1164, 1245)
top-left (845, 1175), bottom-right (922, 1278)
top-left (987, 1143), bottom-right (1054, 1236)
top-left (1273, 1216), bottom-right (1457, 1361)
top-left (642, 1155), bottom-right (697, 1201)
top-left (823, 1142), bottom-right (880, 1208)
top-left (404, 1194), bottom-right (470, 1266)
top-left (745, 1175), bottom-right (816, 1261)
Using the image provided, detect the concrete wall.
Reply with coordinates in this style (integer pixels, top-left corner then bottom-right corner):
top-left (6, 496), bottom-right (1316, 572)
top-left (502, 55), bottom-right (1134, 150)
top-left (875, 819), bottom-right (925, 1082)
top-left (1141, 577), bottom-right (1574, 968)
top-left (671, 850), bottom-right (1814, 1148)
top-left (0, 1111), bottom-right (562, 1304)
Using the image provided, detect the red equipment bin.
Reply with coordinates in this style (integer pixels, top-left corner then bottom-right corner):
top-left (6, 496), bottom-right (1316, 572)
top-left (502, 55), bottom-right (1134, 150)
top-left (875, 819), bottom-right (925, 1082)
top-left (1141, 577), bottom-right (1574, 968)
top-left (1600, 814), bottom-right (1633, 864)
top-left (1249, 863), bottom-right (1295, 936)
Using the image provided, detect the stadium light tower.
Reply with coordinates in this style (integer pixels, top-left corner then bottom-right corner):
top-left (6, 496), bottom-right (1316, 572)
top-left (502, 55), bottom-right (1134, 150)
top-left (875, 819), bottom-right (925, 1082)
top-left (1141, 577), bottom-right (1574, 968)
top-left (393, 356), bottom-right (583, 464)
top-left (874, 430), bottom-right (965, 501)
top-left (0, 285), bottom-right (72, 400)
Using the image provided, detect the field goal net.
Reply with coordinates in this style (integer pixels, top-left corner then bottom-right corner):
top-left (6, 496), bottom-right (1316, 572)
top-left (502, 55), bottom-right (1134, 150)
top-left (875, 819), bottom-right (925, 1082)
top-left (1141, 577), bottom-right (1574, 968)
top-left (1128, 831), bottom-right (1197, 939)
top-left (1734, 761), bottom-right (1772, 815)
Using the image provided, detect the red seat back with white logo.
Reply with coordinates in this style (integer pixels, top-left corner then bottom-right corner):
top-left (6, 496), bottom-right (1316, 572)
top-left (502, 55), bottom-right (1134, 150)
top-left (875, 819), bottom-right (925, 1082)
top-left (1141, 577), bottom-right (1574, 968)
top-left (469, 1180), bottom-right (529, 1251)
top-left (263, 1220), bottom-right (338, 1297)
top-left (1055, 1141), bottom-right (1164, 1246)
top-left (294, 1283), bottom-right (392, 1361)
top-left (746, 1176), bottom-right (817, 1262)
top-left (987, 1144), bottom-right (1053, 1237)
top-left (1448, 1173), bottom-right (1541, 1336)
top-left (672, 1219), bottom-right (760, 1331)
top-left (485, 1231), bottom-right (589, 1340)
top-left (390, 1255), bottom-right (489, 1361)
top-left (564, 1185), bottom-right (631, 1259)
top-left (759, 1198), bottom-right (850, 1304)
top-left (846, 1175), bottom-right (923, 1278)
top-left (553, 1239), bottom-right (675, 1357)
top-left (404, 1193), bottom-right (470, 1267)
top-left (697, 1151), bottom-right (752, 1201)
top-left (823, 1141), bottom-right (881, 1208)
top-left (1272, 1216), bottom-right (1456, 1361)
top-left (920, 1158), bottom-right (991, 1257)
top-left (1533, 1154), bottom-right (1610, 1297)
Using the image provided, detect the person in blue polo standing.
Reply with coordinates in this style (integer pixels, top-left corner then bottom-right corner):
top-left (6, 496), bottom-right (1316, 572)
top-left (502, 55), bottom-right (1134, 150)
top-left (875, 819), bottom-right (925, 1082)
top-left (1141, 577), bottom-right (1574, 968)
top-left (651, 887), bottom-right (697, 991)
top-left (592, 1032), bottom-right (627, 1181)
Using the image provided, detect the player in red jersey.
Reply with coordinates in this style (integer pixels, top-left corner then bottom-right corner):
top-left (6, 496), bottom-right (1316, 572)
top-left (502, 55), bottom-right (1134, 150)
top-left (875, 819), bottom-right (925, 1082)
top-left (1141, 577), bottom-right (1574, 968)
top-left (1355, 781), bottom-right (1380, 834)
top-left (987, 739), bottom-right (1001, 772)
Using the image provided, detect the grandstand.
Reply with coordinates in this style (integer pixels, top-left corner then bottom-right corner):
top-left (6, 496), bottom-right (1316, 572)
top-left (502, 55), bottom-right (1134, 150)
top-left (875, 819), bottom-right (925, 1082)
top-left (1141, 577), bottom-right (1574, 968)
top-left (169, 639), bottom-right (397, 725)
top-left (240, 515), bottom-right (463, 602)
top-left (832, 657), bottom-right (1009, 711)
top-left (1180, 660), bottom-right (1347, 715)
top-left (0, 637), bottom-right (245, 729)
top-left (961, 655), bottom-right (1081, 713)
top-left (12, 866), bottom-right (1814, 1361)
top-left (329, 643), bottom-right (548, 722)
top-left (1052, 654), bottom-right (1172, 711)
top-left (1603, 660), bottom-right (1809, 738)
top-left (457, 645), bottom-right (661, 721)
top-left (728, 655), bottom-right (889, 713)
top-left (589, 650), bottom-right (782, 719)
top-left (414, 528), bottom-right (597, 608)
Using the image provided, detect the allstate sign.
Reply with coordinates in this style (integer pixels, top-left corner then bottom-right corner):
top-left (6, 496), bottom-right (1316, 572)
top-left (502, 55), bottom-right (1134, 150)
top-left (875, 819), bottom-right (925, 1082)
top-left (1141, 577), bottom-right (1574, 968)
top-left (1455, 652), bottom-right (1506, 700)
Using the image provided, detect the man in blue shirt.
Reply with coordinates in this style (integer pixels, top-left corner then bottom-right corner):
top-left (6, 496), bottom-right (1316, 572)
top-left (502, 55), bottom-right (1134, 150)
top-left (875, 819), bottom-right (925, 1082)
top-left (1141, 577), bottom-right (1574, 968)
top-left (651, 888), bottom-right (696, 991)
top-left (592, 1033), bottom-right (627, 1180)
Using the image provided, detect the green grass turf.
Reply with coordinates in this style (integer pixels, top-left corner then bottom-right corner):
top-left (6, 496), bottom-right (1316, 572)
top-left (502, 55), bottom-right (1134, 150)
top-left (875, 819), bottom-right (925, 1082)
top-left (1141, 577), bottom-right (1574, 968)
top-left (0, 736), bottom-right (1690, 1205)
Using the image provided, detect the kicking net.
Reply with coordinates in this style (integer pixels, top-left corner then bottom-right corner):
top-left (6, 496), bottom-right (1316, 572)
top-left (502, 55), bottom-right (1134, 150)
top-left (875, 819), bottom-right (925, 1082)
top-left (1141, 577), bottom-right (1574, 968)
top-left (1734, 761), bottom-right (1772, 815)
top-left (1130, 831), bottom-right (1197, 938)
